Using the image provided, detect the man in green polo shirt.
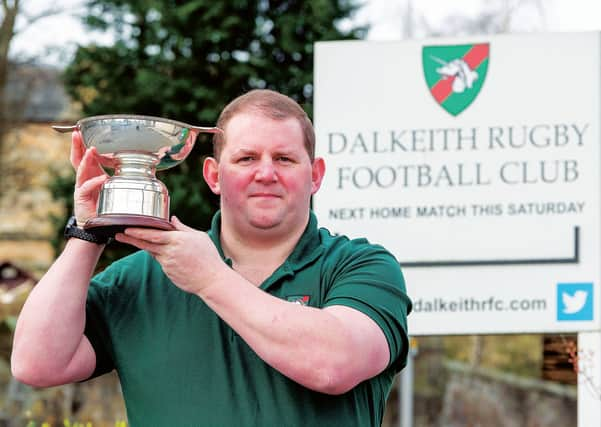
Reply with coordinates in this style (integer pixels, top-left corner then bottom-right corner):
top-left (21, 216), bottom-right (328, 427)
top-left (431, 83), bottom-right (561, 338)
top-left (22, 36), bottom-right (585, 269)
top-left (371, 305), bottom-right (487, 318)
top-left (12, 89), bottom-right (411, 426)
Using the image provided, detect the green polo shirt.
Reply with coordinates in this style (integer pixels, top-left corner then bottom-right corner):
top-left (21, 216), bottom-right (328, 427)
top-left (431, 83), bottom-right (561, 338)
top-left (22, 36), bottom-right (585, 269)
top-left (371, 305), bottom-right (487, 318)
top-left (84, 211), bottom-right (411, 427)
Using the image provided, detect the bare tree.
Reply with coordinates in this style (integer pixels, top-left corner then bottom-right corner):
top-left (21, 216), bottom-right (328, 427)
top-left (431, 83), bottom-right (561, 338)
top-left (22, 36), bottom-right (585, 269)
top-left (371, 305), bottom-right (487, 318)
top-left (419, 0), bottom-right (547, 37)
top-left (0, 0), bottom-right (21, 138)
top-left (0, 1), bottom-right (64, 118)
top-left (0, 1), bottom-right (65, 187)
top-left (389, 0), bottom-right (548, 39)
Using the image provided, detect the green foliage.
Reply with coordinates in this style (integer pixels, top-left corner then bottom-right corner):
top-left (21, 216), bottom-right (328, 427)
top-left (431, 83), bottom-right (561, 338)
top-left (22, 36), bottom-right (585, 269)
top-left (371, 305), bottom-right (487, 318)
top-left (54, 0), bottom-right (366, 263)
top-left (4, 316), bottom-right (17, 332)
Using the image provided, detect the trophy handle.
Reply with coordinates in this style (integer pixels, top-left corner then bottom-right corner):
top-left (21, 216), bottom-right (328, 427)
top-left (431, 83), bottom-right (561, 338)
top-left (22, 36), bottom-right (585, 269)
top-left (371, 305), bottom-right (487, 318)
top-left (190, 126), bottom-right (222, 134)
top-left (51, 125), bottom-right (78, 133)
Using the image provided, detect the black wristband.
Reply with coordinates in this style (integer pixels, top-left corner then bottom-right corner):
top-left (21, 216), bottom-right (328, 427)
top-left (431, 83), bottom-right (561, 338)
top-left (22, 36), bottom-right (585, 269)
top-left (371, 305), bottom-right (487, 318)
top-left (64, 216), bottom-right (110, 245)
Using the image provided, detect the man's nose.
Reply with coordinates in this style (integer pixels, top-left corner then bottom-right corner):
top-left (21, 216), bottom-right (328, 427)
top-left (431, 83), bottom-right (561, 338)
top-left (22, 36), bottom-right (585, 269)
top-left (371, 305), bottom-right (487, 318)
top-left (254, 159), bottom-right (277, 181)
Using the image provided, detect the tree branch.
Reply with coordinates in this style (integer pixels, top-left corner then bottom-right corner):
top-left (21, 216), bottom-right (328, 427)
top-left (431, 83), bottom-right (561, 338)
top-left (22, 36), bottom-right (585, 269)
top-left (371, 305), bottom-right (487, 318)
top-left (21, 6), bottom-right (65, 27)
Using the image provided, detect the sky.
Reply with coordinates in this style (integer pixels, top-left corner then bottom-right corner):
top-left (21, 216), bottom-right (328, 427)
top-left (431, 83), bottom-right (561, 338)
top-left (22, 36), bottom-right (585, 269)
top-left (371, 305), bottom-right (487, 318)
top-left (8, 0), bottom-right (601, 67)
top-left (354, 0), bottom-right (601, 39)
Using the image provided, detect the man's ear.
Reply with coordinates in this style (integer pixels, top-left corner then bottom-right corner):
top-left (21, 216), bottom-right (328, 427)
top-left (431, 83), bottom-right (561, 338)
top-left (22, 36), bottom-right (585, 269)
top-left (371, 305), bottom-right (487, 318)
top-left (311, 157), bottom-right (325, 195)
top-left (203, 157), bottom-right (220, 195)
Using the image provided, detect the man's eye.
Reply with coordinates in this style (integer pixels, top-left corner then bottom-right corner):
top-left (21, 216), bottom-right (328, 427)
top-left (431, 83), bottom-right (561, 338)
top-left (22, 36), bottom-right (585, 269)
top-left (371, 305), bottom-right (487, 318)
top-left (238, 156), bottom-right (254, 162)
top-left (277, 156), bottom-right (292, 162)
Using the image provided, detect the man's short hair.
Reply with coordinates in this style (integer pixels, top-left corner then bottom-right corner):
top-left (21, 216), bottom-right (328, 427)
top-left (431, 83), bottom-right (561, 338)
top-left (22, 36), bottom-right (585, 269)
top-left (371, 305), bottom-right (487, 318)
top-left (213, 89), bottom-right (315, 161)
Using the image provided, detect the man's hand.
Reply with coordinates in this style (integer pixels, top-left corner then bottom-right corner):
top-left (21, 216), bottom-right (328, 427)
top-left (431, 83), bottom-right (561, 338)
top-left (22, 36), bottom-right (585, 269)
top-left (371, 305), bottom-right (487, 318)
top-left (71, 131), bottom-right (108, 226)
top-left (114, 217), bottom-right (225, 295)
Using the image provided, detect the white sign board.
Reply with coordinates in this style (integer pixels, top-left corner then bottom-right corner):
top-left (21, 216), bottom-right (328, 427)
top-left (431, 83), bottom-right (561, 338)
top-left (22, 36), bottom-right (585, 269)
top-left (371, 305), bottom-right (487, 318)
top-left (313, 32), bottom-right (601, 335)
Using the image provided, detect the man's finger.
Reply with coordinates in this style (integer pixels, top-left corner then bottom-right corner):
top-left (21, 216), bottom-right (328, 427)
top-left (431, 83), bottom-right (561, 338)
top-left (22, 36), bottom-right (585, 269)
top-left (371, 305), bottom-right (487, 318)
top-left (115, 232), bottom-right (165, 252)
top-left (77, 174), bottom-right (108, 195)
top-left (171, 216), bottom-right (195, 232)
top-left (122, 228), bottom-right (172, 245)
top-left (76, 148), bottom-right (106, 186)
top-left (70, 131), bottom-right (86, 169)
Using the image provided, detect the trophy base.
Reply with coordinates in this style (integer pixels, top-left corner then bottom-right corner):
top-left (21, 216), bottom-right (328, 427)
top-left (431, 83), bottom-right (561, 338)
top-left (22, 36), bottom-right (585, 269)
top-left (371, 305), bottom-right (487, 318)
top-left (84, 214), bottom-right (175, 239)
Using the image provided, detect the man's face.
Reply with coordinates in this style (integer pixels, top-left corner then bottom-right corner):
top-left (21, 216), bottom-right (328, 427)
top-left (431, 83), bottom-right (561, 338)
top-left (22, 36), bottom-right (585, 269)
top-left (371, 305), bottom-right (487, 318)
top-left (204, 111), bottom-right (324, 235)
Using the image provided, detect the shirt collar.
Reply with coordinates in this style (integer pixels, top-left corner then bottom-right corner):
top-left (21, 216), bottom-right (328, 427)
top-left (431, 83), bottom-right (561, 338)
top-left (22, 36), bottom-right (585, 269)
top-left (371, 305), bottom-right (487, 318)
top-left (207, 210), bottom-right (323, 273)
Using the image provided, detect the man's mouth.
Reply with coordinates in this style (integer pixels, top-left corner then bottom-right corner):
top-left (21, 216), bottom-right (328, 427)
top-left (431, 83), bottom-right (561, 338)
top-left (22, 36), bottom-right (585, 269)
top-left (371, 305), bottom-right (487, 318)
top-left (250, 192), bottom-right (281, 198)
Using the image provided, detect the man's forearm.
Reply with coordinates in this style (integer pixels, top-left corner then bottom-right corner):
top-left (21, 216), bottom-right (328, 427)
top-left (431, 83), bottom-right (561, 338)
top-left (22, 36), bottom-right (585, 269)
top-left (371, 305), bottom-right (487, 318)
top-left (199, 268), bottom-right (389, 395)
top-left (11, 238), bottom-right (103, 385)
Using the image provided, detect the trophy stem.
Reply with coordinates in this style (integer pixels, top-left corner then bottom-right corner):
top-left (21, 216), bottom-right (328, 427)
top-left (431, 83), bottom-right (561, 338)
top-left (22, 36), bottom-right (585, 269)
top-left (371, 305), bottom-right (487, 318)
top-left (113, 152), bottom-right (159, 178)
top-left (94, 152), bottom-right (170, 228)
top-left (86, 152), bottom-right (173, 238)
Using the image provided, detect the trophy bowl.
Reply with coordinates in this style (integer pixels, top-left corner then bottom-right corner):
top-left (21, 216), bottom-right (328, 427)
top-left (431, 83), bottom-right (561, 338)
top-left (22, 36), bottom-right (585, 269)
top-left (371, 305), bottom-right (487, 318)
top-left (53, 115), bottom-right (221, 238)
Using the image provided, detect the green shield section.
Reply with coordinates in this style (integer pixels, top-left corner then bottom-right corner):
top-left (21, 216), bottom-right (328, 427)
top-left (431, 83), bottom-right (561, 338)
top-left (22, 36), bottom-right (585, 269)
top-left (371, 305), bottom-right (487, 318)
top-left (422, 44), bottom-right (489, 116)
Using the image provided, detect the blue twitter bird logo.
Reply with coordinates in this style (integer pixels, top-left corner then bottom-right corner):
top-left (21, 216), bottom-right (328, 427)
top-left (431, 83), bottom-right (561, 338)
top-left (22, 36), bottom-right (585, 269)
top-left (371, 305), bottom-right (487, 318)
top-left (557, 283), bottom-right (593, 321)
top-left (562, 290), bottom-right (588, 314)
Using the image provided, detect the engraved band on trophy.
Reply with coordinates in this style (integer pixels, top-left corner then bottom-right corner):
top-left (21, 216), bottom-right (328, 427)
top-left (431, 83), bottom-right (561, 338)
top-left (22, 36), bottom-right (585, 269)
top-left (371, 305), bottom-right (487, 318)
top-left (53, 115), bottom-right (221, 238)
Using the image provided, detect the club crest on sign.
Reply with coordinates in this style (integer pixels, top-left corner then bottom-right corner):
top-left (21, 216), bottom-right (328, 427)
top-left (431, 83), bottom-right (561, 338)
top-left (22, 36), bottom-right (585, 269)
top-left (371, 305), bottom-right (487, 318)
top-left (422, 43), bottom-right (490, 116)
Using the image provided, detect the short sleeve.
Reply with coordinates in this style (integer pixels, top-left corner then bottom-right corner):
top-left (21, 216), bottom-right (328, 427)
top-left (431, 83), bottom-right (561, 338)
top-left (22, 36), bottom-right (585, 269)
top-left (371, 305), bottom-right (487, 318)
top-left (83, 269), bottom-right (118, 379)
top-left (322, 241), bottom-right (412, 372)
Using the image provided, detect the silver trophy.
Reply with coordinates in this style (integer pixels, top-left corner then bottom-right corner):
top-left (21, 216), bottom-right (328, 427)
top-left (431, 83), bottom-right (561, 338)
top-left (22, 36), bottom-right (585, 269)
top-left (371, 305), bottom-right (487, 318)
top-left (53, 115), bottom-right (221, 236)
